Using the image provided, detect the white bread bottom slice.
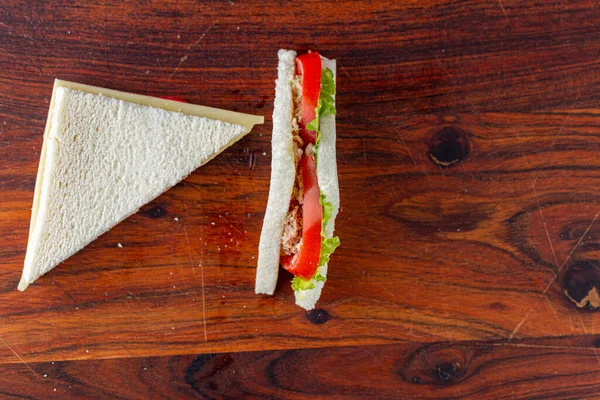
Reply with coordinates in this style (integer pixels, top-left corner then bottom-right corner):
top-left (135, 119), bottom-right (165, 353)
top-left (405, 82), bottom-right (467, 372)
top-left (255, 49), bottom-right (298, 295)
top-left (19, 84), bottom-right (263, 291)
top-left (294, 56), bottom-right (339, 310)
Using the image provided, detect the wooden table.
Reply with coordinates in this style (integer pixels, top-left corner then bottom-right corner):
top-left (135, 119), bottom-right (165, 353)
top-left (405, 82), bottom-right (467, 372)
top-left (1, 1), bottom-right (599, 398)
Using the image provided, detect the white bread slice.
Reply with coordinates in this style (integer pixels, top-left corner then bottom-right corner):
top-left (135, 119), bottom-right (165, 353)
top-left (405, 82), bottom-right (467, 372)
top-left (19, 81), bottom-right (263, 291)
top-left (294, 56), bottom-right (339, 310)
top-left (255, 49), bottom-right (297, 295)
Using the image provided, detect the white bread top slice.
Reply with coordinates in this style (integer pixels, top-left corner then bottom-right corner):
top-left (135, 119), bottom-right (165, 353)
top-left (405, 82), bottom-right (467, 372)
top-left (294, 56), bottom-right (339, 310)
top-left (255, 49), bottom-right (297, 295)
top-left (19, 82), bottom-right (263, 291)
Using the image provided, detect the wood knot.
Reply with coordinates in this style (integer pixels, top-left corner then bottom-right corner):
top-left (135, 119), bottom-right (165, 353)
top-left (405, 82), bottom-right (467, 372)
top-left (432, 361), bottom-right (463, 384)
top-left (145, 205), bottom-right (166, 218)
top-left (563, 259), bottom-right (600, 310)
top-left (306, 309), bottom-right (329, 324)
top-left (185, 354), bottom-right (234, 395)
top-left (399, 343), bottom-right (472, 386)
top-left (428, 127), bottom-right (470, 167)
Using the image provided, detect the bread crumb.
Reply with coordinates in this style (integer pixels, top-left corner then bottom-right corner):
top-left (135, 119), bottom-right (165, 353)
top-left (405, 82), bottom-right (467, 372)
top-left (43, 374), bottom-right (48, 378)
top-left (85, 350), bottom-right (89, 353)
top-left (211, 222), bottom-right (215, 226)
top-left (174, 217), bottom-right (179, 221)
top-left (117, 243), bottom-right (123, 248)
top-left (262, 152), bottom-right (266, 156)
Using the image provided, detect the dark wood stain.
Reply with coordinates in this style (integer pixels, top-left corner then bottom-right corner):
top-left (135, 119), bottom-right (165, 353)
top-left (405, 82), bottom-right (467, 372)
top-left (563, 259), bottom-right (600, 309)
top-left (1, 0), bottom-right (600, 398)
top-left (144, 205), bottom-right (167, 219)
top-left (428, 127), bottom-right (471, 167)
top-left (306, 309), bottom-right (330, 324)
top-left (432, 361), bottom-right (463, 384)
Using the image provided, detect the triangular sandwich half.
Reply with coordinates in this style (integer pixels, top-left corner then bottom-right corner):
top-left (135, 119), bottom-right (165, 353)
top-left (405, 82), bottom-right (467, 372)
top-left (19, 79), bottom-right (263, 291)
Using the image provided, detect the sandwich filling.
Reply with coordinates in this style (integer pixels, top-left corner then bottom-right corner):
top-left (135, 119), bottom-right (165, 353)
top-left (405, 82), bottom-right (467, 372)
top-left (279, 52), bottom-right (340, 291)
top-left (280, 76), bottom-right (305, 256)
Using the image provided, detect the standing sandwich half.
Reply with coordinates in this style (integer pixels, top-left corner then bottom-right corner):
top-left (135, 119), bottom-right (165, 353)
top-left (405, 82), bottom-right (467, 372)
top-left (256, 49), bottom-right (340, 310)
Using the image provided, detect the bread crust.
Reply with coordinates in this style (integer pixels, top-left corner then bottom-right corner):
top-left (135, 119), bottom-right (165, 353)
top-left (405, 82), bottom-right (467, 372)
top-left (255, 49), bottom-right (298, 295)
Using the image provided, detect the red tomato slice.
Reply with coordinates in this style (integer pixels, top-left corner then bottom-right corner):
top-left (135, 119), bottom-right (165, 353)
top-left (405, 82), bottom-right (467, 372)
top-left (296, 52), bottom-right (322, 145)
top-left (160, 96), bottom-right (187, 103)
top-left (281, 154), bottom-right (322, 280)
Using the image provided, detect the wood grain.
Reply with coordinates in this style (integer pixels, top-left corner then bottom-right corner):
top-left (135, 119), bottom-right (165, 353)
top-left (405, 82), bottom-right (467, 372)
top-left (1, 0), bottom-right (599, 388)
top-left (0, 336), bottom-right (598, 399)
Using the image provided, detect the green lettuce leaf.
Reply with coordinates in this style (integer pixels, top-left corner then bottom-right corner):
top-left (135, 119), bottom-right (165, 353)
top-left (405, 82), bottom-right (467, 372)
top-left (291, 277), bottom-right (315, 291)
top-left (309, 67), bottom-right (337, 159)
top-left (292, 67), bottom-right (339, 293)
top-left (291, 271), bottom-right (327, 292)
top-left (306, 113), bottom-right (319, 132)
top-left (318, 194), bottom-right (340, 267)
top-left (320, 68), bottom-right (336, 115)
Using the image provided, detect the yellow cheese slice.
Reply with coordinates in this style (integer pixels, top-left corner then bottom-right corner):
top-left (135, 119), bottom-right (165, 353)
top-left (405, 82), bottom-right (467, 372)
top-left (53, 79), bottom-right (264, 129)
